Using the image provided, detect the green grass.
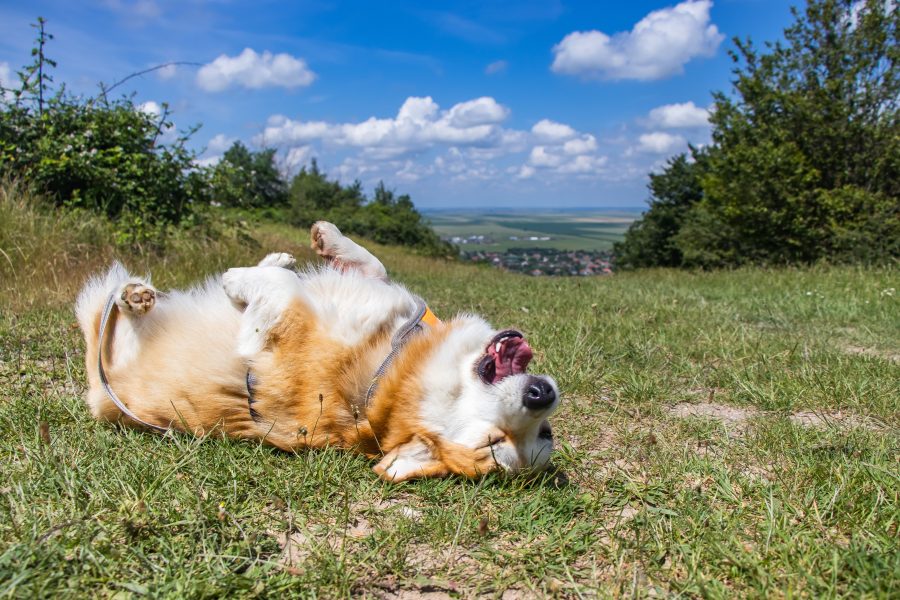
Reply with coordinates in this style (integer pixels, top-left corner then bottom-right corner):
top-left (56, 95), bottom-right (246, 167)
top-left (1, 189), bottom-right (898, 597)
top-left (426, 210), bottom-right (637, 252)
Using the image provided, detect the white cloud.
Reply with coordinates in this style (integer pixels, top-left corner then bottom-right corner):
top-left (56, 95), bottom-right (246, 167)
top-left (195, 155), bottom-right (222, 168)
top-left (529, 146), bottom-right (564, 168)
top-left (558, 154), bottom-right (608, 174)
top-left (551, 0), bottom-right (723, 81)
top-left (446, 97), bottom-right (509, 127)
top-left (531, 119), bottom-right (577, 142)
top-left (485, 60), bottom-right (508, 75)
top-left (0, 62), bottom-right (15, 101)
top-left (197, 48), bottom-right (316, 92)
top-left (206, 133), bottom-right (235, 154)
top-left (256, 96), bottom-right (511, 154)
top-left (563, 135), bottom-right (598, 155)
top-left (138, 100), bottom-right (161, 117)
top-left (282, 146), bottom-right (314, 175)
top-left (646, 101), bottom-right (710, 128)
top-left (635, 131), bottom-right (687, 153)
top-left (517, 165), bottom-right (536, 179)
top-left (252, 96), bottom-right (618, 188)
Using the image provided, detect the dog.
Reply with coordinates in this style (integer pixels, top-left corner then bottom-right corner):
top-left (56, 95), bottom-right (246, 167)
top-left (76, 222), bottom-right (560, 481)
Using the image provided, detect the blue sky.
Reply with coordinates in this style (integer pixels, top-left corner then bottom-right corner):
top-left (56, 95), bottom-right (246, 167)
top-left (0, 0), bottom-right (795, 208)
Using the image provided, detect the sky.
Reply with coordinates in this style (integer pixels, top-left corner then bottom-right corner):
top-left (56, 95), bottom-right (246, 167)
top-left (0, 0), bottom-right (796, 209)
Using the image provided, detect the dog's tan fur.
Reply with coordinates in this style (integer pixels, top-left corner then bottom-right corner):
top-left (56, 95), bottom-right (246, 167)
top-left (77, 224), bottom-right (559, 481)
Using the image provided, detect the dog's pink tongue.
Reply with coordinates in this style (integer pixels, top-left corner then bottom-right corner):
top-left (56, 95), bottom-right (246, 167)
top-left (488, 337), bottom-right (533, 383)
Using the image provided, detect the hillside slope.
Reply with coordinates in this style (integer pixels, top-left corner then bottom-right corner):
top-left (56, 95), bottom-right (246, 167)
top-left (1, 194), bottom-right (898, 596)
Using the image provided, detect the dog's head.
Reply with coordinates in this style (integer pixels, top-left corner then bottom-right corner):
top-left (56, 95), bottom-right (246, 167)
top-left (370, 316), bottom-right (560, 482)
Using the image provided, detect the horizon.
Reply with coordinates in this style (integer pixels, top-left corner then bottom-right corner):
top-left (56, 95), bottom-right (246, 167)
top-left (0, 0), bottom-right (794, 208)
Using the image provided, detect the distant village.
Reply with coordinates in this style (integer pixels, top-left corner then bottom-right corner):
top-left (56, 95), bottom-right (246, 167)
top-left (447, 234), bottom-right (552, 245)
top-left (462, 247), bottom-right (614, 276)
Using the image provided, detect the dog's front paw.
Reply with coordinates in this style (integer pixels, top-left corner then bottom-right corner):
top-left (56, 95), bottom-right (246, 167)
top-left (116, 283), bottom-right (156, 316)
top-left (258, 252), bottom-right (296, 269)
top-left (222, 268), bottom-right (249, 307)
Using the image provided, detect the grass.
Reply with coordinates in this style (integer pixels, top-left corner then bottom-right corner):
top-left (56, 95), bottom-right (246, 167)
top-left (1, 186), bottom-right (898, 597)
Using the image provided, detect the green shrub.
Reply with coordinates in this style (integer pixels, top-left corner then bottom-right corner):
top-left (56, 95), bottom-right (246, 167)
top-left (0, 19), bottom-right (207, 243)
top-left (615, 0), bottom-right (899, 269)
top-left (208, 142), bottom-right (287, 208)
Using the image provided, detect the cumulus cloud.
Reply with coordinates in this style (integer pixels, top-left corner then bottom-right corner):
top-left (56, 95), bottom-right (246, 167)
top-left (551, 0), bottom-right (723, 81)
top-left (252, 96), bottom-right (615, 186)
top-left (197, 48), bottom-right (316, 92)
top-left (646, 101), bottom-right (710, 128)
top-left (529, 146), bottom-right (564, 168)
top-left (635, 131), bottom-right (687, 154)
top-left (206, 133), bottom-right (236, 154)
top-left (256, 96), bottom-right (510, 154)
top-left (563, 135), bottom-right (598, 155)
top-left (557, 154), bottom-right (608, 174)
top-left (531, 119), bottom-right (577, 142)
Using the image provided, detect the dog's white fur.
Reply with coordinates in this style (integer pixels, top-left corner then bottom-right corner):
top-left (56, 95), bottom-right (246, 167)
top-left (76, 222), bottom-right (559, 481)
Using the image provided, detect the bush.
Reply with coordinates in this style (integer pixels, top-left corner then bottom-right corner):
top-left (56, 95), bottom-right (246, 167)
top-left (614, 153), bottom-right (706, 269)
top-left (287, 162), bottom-right (456, 257)
top-left (208, 142), bottom-right (287, 208)
top-left (0, 19), bottom-right (206, 243)
top-left (615, 0), bottom-right (899, 269)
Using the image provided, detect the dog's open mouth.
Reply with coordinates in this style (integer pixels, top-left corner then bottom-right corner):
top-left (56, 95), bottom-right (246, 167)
top-left (476, 330), bottom-right (533, 385)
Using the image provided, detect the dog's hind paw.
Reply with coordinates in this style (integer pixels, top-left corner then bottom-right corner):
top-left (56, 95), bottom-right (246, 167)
top-left (310, 221), bottom-right (343, 261)
top-left (116, 283), bottom-right (156, 316)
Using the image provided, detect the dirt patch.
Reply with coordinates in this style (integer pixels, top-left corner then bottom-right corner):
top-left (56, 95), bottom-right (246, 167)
top-left (789, 410), bottom-right (885, 430)
top-left (671, 402), bottom-right (885, 432)
top-left (375, 590), bottom-right (455, 600)
top-left (843, 345), bottom-right (900, 364)
top-left (670, 402), bottom-right (758, 424)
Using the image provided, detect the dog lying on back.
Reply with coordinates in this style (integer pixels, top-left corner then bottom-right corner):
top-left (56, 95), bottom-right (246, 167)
top-left (76, 222), bottom-right (560, 481)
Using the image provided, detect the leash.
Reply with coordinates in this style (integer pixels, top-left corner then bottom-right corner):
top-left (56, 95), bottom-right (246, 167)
top-left (98, 291), bottom-right (440, 426)
top-left (97, 293), bottom-right (170, 432)
top-left (364, 295), bottom-right (440, 406)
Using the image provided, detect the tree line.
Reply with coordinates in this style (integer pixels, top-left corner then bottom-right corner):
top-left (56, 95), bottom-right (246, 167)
top-left (0, 18), bottom-right (452, 256)
top-left (615, 0), bottom-right (898, 269)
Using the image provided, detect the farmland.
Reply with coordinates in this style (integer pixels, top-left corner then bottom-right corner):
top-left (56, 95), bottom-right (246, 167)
top-left (425, 209), bottom-right (639, 252)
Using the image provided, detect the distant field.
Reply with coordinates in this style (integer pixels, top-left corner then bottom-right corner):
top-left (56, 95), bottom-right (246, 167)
top-left (425, 209), bottom-right (640, 252)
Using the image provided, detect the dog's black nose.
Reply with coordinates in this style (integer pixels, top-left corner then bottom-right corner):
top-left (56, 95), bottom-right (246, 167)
top-left (523, 377), bottom-right (556, 410)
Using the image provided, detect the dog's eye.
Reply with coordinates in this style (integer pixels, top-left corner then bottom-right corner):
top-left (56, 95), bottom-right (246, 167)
top-left (487, 434), bottom-right (506, 446)
top-left (476, 354), bottom-right (495, 385)
top-left (538, 424), bottom-right (553, 440)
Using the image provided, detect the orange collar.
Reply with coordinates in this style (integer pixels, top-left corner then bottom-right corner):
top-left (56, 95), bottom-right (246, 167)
top-left (421, 305), bottom-right (441, 328)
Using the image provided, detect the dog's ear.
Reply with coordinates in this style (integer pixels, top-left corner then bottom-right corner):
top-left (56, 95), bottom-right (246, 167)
top-left (373, 435), bottom-right (448, 482)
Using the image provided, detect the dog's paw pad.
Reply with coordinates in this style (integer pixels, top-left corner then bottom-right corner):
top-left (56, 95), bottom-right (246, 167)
top-left (311, 221), bottom-right (343, 260)
top-left (117, 283), bottom-right (156, 315)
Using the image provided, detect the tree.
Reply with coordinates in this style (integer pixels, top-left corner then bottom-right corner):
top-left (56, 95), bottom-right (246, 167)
top-left (701, 0), bottom-right (899, 264)
top-left (614, 152), bottom-right (707, 269)
top-left (616, 0), bottom-right (899, 269)
top-left (0, 19), bottom-right (206, 242)
top-left (209, 141), bottom-right (288, 208)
